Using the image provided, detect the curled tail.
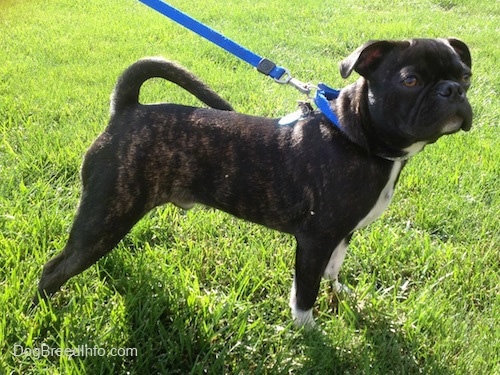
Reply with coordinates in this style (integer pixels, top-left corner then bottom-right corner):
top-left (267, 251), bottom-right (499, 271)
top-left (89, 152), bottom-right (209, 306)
top-left (110, 57), bottom-right (234, 115)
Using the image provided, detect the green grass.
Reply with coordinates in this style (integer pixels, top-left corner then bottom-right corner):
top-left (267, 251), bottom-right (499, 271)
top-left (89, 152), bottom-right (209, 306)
top-left (1, 0), bottom-right (498, 373)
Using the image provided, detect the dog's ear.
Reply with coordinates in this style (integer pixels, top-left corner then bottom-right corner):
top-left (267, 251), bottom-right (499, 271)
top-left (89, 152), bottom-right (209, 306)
top-left (339, 40), bottom-right (398, 79)
top-left (446, 38), bottom-right (472, 69)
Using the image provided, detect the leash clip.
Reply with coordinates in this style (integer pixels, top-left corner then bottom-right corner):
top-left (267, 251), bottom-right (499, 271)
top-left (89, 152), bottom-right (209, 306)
top-left (273, 70), bottom-right (315, 96)
top-left (288, 77), bottom-right (316, 96)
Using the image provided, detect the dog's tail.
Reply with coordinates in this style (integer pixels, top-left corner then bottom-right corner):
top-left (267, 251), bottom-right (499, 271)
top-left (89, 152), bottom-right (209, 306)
top-left (110, 57), bottom-right (234, 115)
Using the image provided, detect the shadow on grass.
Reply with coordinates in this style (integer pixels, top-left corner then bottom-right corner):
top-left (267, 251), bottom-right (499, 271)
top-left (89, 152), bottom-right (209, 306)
top-left (53, 249), bottom-right (453, 374)
top-left (89, 248), bottom-right (227, 374)
top-left (299, 304), bottom-right (453, 375)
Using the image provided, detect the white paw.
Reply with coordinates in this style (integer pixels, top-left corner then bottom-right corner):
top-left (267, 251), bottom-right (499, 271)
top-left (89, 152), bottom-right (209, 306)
top-left (291, 305), bottom-right (315, 328)
top-left (289, 278), bottom-right (316, 328)
top-left (333, 280), bottom-right (351, 294)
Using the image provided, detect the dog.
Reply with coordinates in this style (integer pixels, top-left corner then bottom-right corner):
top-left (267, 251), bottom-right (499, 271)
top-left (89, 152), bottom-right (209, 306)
top-left (35, 38), bottom-right (472, 327)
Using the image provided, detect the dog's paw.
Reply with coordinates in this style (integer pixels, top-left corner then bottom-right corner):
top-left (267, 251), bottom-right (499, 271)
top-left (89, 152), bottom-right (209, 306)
top-left (289, 279), bottom-right (316, 329)
top-left (333, 280), bottom-right (351, 295)
top-left (291, 306), bottom-right (316, 329)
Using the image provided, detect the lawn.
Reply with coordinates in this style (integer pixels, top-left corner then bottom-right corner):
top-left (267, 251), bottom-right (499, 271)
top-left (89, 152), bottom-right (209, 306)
top-left (1, 0), bottom-right (498, 373)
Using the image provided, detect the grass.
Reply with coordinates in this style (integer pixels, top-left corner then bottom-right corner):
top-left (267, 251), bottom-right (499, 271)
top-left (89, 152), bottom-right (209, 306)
top-left (1, 0), bottom-right (498, 373)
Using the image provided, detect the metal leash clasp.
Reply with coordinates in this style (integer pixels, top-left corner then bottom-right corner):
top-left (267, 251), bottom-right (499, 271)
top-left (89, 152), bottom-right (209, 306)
top-left (273, 69), bottom-right (315, 96)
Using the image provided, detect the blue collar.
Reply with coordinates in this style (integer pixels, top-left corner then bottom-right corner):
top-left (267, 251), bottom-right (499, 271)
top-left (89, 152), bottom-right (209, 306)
top-left (314, 83), bottom-right (341, 129)
top-left (278, 83), bottom-right (342, 128)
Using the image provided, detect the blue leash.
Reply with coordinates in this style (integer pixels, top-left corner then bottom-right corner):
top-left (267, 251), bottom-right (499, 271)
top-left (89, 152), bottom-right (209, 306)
top-left (138, 0), bottom-right (341, 128)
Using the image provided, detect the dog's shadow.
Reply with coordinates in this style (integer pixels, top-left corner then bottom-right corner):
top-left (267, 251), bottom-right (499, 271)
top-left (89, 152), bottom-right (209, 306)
top-left (299, 292), bottom-right (453, 374)
top-left (90, 246), bottom-right (452, 374)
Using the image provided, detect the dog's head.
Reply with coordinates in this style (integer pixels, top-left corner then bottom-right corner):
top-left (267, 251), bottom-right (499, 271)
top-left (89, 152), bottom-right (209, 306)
top-left (340, 38), bottom-right (472, 154)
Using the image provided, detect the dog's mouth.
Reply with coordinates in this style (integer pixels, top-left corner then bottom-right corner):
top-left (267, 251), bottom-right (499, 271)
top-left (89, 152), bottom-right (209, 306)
top-left (440, 113), bottom-right (472, 135)
top-left (441, 115), bottom-right (465, 134)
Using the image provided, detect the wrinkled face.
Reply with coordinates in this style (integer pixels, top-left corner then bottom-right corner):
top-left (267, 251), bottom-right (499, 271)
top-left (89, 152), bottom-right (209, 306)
top-left (366, 39), bottom-right (472, 143)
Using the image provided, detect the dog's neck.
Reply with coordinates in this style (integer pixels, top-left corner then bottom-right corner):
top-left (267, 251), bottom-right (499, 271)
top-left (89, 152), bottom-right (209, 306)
top-left (333, 80), bottom-right (418, 161)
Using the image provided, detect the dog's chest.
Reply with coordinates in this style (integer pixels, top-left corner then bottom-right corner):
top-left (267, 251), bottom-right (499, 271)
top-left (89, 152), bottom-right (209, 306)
top-left (355, 161), bottom-right (403, 230)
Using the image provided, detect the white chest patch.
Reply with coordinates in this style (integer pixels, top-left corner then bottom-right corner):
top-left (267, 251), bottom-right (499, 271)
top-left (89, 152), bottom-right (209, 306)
top-left (355, 161), bottom-right (403, 230)
top-left (403, 141), bottom-right (427, 157)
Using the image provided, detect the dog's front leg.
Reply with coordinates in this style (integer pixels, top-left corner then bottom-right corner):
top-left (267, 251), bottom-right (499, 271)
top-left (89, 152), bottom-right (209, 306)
top-left (323, 236), bottom-right (352, 293)
top-left (289, 234), bottom-right (344, 327)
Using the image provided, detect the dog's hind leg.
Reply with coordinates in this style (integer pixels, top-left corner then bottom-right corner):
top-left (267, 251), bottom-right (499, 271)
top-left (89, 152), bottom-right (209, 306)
top-left (290, 234), bottom-right (342, 327)
top-left (34, 176), bottom-right (148, 304)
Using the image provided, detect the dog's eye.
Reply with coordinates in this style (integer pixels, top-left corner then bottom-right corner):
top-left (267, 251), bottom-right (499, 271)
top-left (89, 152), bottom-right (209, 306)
top-left (462, 73), bottom-right (471, 84)
top-left (402, 75), bottom-right (419, 87)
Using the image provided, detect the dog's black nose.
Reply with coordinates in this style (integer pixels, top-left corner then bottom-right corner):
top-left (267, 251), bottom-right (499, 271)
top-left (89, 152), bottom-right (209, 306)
top-left (437, 81), bottom-right (465, 102)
